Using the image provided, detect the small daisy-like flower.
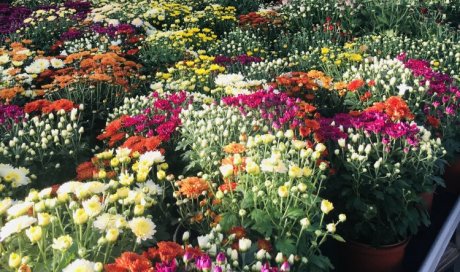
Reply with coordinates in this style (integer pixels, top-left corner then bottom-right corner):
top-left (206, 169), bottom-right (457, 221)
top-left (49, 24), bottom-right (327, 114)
top-left (129, 217), bottom-right (156, 243)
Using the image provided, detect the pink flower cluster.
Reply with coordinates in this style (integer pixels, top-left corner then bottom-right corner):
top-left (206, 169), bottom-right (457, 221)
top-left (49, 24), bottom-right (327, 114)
top-left (398, 54), bottom-right (460, 128)
top-left (123, 91), bottom-right (191, 141)
top-left (317, 111), bottom-right (420, 146)
top-left (0, 104), bottom-right (25, 130)
top-left (222, 88), bottom-right (302, 130)
top-left (213, 54), bottom-right (263, 66)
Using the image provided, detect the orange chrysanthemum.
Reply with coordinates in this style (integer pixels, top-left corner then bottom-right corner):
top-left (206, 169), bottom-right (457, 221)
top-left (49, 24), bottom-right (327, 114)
top-left (347, 79), bottom-right (365, 92)
top-left (365, 96), bottom-right (414, 121)
top-left (384, 96), bottom-right (414, 121)
top-left (42, 99), bottom-right (76, 113)
top-left (107, 252), bottom-right (154, 272)
top-left (223, 142), bottom-right (246, 154)
top-left (426, 115), bottom-right (440, 128)
top-left (257, 239), bottom-right (273, 252)
top-left (229, 226), bottom-right (247, 239)
top-left (76, 161), bottom-right (97, 181)
top-left (177, 177), bottom-right (210, 199)
top-left (121, 136), bottom-right (162, 154)
top-left (147, 242), bottom-right (184, 263)
top-left (24, 99), bottom-right (52, 114)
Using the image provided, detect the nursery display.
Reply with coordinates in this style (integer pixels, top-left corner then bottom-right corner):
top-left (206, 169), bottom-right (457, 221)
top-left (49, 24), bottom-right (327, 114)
top-left (0, 0), bottom-right (459, 271)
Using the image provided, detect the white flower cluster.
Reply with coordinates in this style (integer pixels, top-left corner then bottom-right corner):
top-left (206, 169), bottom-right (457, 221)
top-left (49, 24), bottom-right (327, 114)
top-left (0, 108), bottom-right (85, 171)
top-left (107, 95), bottom-right (153, 122)
top-left (179, 102), bottom-right (263, 177)
top-left (245, 56), bottom-right (293, 81)
top-left (60, 33), bottom-right (116, 55)
top-left (24, 58), bottom-right (64, 74)
top-left (88, 2), bottom-right (147, 28)
top-left (212, 73), bottom-right (265, 97)
top-left (335, 124), bottom-right (445, 186)
top-left (343, 57), bottom-right (427, 107)
top-left (355, 34), bottom-right (460, 79)
top-left (211, 28), bottom-right (267, 57)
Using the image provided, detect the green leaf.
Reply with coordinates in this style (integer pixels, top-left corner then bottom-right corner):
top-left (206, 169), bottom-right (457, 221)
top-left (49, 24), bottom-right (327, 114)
top-left (275, 238), bottom-right (296, 255)
top-left (332, 234), bottom-right (346, 243)
top-left (250, 209), bottom-right (273, 236)
top-left (241, 192), bottom-right (254, 209)
top-left (286, 208), bottom-right (305, 219)
top-left (219, 213), bottom-right (239, 231)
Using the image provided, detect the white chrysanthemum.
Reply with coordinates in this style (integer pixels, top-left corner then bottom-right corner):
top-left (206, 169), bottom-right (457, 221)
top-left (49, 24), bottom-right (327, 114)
top-left (0, 198), bottom-right (13, 215)
top-left (57, 181), bottom-right (83, 195)
top-left (0, 54), bottom-right (10, 65)
top-left (50, 58), bottom-right (65, 69)
top-left (128, 217), bottom-right (156, 243)
top-left (82, 182), bottom-right (108, 195)
top-left (62, 259), bottom-right (96, 272)
top-left (139, 151), bottom-right (165, 165)
top-left (7, 201), bottom-right (34, 218)
top-left (131, 18), bottom-right (144, 27)
top-left (52, 235), bottom-right (73, 251)
top-left (0, 164), bottom-right (31, 188)
top-left (93, 213), bottom-right (125, 231)
top-left (137, 180), bottom-right (163, 196)
top-left (0, 215), bottom-right (37, 241)
top-left (215, 73), bottom-right (245, 87)
top-left (107, 19), bottom-right (120, 26)
top-left (82, 197), bottom-right (103, 217)
top-left (116, 148), bottom-right (131, 159)
top-left (38, 188), bottom-right (52, 199)
top-left (24, 63), bottom-right (42, 74)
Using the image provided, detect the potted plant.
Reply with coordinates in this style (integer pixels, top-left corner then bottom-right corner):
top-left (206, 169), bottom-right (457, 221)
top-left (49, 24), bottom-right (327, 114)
top-left (317, 110), bottom-right (445, 271)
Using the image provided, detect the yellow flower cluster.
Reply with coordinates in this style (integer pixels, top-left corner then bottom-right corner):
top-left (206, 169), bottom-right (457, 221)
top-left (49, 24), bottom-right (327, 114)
top-left (0, 147), bottom-right (166, 270)
top-left (21, 7), bottom-right (76, 28)
top-left (146, 28), bottom-right (218, 51)
top-left (143, 1), bottom-right (191, 29)
top-left (320, 43), bottom-right (365, 66)
top-left (186, 4), bottom-right (237, 26)
top-left (155, 55), bottom-right (225, 92)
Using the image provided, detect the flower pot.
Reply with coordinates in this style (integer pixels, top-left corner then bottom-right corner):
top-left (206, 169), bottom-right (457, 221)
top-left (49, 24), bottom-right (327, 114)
top-left (419, 191), bottom-right (434, 213)
top-left (444, 158), bottom-right (460, 195)
top-left (340, 239), bottom-right (409, 272)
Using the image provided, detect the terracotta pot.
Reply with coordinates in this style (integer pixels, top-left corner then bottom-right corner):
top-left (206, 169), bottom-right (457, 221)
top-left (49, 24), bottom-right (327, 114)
top-left (340, 239), bottom-right (409, 272)
top-left (444, 158), bottom-right (460, 194)
top-left (419, 191), bottom-right (434, 213)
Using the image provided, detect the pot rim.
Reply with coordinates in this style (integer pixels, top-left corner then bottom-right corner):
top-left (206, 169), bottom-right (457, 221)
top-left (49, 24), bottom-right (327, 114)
top-left (345, 237), bottom-right (410, 250)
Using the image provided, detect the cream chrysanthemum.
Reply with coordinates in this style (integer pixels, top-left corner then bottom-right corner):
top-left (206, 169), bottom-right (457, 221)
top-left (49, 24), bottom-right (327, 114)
top-left (62, 259), bottom-right (96, 272)
top-left (0, 215), bottom-right (37, 241)
top-left (128, 217), bottom-right (156, 243)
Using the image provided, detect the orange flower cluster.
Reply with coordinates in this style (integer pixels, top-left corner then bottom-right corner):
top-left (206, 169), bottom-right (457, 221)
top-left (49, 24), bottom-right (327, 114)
top-left (121, 136), bottom-right (163, 155)
top-left (299, 119), bottom-right (321, 138)
top-left (176, 177), bottom-right (210, 199)
top-left (76, 157), bottom-right (117, 181)
top-left (365, 96), bottom-right (414, 121)
top-left (144, 242), bottom-right (184, 263)
top-left (347, 79), bottom-right (365, 92)
top-left (275, 71), bottom-right (333, 100)
top-left (97, 116), bottom-right (129, 147)
top-left (24, 99), bottom-right (76, 114)
top-left (76, 161), bottom-right (97, 181)
top-left (223, 142), bottom-right (246, 154)
top-left (239, 11), bottom-right (283, 28)
top-left (105, 252), bottom-right (154, 272)
top-left (426, 115), bottom-right (441, 128)
top-left (0, 86), bottom-right (24, 101)
top-left (49, 51), bottom-right (142, 90)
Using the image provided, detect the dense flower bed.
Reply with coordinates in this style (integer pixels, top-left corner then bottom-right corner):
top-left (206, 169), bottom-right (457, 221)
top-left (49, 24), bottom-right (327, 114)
top-left (0, 0), bottom-right (459, 271)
